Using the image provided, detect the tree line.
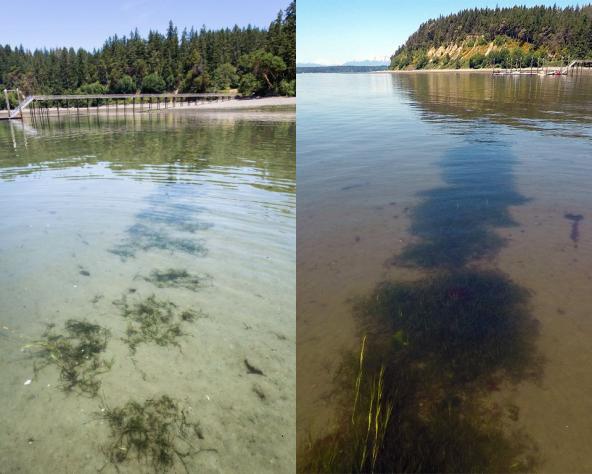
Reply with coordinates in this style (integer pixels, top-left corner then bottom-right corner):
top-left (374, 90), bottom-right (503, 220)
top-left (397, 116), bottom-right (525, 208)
top-left (1, 1), bottom-right (294, 108)
top-left (391, 4), bottom-right (592, 69)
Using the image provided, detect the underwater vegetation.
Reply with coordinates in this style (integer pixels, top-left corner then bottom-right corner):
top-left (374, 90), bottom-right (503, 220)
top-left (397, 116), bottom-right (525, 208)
top-left (136, 209), bottom-right (213, 234)
top-left (139, 186), bottom-right (213, 233)
top-left (115, 295), bottom-right (205, 353)
top-left (99, 395), bottom-right (213, 473)
top-left (396, 144), bottom-right (527, 268)
top-left (303, 304), bottom-right (539, 473)
top-left (357, 270), bottom-right (540, 385)
top-left (110, 224), bottom-right (207, 261)
top-left (564, 213), bottom-right (584, 247)
top-left (109, 183), bottom-right (212, 262)
top-left (302, 138), bottom-right (542, 472)
top-left (141, 268), bottom-right (212, 291)
top-left (24, 320), bottom-right (113, 397)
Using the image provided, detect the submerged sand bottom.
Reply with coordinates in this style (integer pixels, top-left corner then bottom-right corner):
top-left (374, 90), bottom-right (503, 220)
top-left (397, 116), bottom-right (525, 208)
top-left (0, 113), bottom-right (295, 473)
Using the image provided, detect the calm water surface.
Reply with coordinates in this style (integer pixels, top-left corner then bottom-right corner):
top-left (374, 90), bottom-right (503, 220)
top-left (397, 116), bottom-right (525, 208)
top-left (0, 111), bottom-right (295, 473)
top-left (297, 72), bottom-right (592, 472)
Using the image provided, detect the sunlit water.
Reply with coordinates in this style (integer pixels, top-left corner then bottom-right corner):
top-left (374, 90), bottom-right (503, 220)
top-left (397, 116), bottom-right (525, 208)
top-left (0, 111), bottom-right (295, 473)
top-left (297, 72), bottom-right (592, 471)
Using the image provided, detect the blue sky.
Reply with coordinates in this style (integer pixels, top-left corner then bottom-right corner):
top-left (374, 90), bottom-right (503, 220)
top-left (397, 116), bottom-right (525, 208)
top-left (298, 0), bottom-right (583, 65)
top-left (3, 0), bottom-right (288, 51)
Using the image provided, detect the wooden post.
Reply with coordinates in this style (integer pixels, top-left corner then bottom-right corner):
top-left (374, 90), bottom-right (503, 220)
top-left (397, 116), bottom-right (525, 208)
top-left (16, 88), bottom-right (21, 118)
top-left (4, 89), bottom-right (11, 118)
top-left (133, 97), bottom-right (135, 113)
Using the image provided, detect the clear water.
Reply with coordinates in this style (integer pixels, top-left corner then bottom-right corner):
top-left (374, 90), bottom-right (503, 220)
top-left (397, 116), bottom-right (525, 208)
top-left (0, 111), bottom-right (295, 473)
top-left (297, 72), bottom-right (592, 471)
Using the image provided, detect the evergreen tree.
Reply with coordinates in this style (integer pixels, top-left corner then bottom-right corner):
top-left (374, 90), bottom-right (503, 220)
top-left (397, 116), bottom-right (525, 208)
top-left (1, 2), bottom-right (295, 107)
top-left (391, 4), bottom-right (592, 70)
top-left (141, 73), bottom-right (166, 93)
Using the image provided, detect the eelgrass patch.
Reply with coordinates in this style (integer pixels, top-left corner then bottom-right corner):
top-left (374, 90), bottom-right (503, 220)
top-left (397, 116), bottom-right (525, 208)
top-left (302, 141), bottom-right (541, 472)
top-left (99, 395), bottom-right (214, 473)
top-left (25, 320), bottom-right (112, 397)
top-left (115, 295), bottom-right (205, 353)
top-left (301, 332), bottom-right (538, 474)
top-left (357, 269), bottom-right (540, 384)
top-left (141, 268), bottom-right (212, 291)
top-left (110, 224), bottom-right (207, 261)
top-left (395, 144), bottom-right (527, 269)
top-left (136, 209), bottom-right (213, 234)
top-left (301, 270), bottom-right (541, 473)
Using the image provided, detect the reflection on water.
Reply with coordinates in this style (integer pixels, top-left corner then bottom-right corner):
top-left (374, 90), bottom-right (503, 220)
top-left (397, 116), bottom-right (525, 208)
top-left (397, 72), bottom-right (592, 139)
top-left (298, 72), bottom-right (592, 472)
top-left (0, 111), bottom-right (295, 473)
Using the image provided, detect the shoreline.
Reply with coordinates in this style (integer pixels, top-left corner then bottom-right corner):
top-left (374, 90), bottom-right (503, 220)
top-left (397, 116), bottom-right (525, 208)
top-left (381, 66), bottom-right (560, 73)
top-left (171, 96), bottom-right (295, 110)
top-left (378, 66), bottom-right (592, 74)
top-left (0, 96), bottom-right (295, 120)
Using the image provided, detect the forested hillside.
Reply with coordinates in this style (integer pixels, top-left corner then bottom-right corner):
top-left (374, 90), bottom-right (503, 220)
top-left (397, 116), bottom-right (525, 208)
top-left (390, 5), bottom-right (592, 70)
top-left (0, 1), bottom-right (295, 102)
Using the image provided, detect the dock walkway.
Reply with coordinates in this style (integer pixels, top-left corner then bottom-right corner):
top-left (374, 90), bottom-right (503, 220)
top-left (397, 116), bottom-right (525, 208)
top-left (3, 92), bottom-right (234, 120)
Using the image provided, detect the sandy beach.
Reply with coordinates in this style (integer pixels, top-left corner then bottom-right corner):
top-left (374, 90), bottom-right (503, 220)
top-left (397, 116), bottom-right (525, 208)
top-left (185, 96), bottom-right (295, 109)
top-left (0, 96), bottom-right (295, 120)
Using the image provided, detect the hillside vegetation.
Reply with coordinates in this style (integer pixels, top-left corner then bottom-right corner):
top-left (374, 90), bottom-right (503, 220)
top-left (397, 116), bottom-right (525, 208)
top-left (390, 5), bottom-right (592, 70)
top-left (0, 1), bottom-right (295, 105)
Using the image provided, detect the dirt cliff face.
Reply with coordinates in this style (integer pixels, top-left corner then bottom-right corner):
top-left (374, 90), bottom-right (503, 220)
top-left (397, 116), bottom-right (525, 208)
top-left (392, 35), bottom-right (545, 70)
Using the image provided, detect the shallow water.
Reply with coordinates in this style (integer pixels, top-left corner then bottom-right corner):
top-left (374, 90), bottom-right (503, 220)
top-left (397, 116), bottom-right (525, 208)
top-left (297, 72), bottom-right (592, 471)
top-left (0, 111), bottom-right (295, 473)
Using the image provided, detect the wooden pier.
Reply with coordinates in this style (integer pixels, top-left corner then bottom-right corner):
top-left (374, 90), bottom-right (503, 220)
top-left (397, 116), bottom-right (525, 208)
top-left (567, 59), bottom-right (592, 72)
top-left (491, 59), bottom-right (592, 77)
top-left (2, 91), bottom-right (234, 121)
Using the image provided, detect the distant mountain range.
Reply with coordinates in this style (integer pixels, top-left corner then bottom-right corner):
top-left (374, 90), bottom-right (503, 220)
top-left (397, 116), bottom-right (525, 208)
top-left (342, 59), bottom-right (389, 66)
top-left (297, 57), bottom-right (389, 68)
top-left (296, 65), bottom-right (389, 74)
top-left (296, 62), bottom-right (327, 67)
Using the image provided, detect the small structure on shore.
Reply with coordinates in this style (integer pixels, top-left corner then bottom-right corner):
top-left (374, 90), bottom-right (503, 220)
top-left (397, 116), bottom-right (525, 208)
top-left (492, 59), bottom-right (592, 77)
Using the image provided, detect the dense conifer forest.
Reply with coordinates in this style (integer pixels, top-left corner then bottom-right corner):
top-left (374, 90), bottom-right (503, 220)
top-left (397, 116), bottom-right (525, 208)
top-left (0, 1), bottom-right (294, 107)
top-left (391, 4), bottom-right (592, 69)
